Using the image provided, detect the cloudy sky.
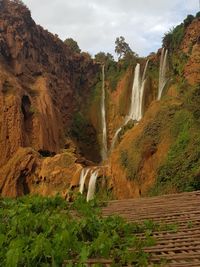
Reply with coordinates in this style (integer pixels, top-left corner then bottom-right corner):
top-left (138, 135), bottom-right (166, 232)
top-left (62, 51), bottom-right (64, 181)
top-left (23, 0), bottom-right (199, 57)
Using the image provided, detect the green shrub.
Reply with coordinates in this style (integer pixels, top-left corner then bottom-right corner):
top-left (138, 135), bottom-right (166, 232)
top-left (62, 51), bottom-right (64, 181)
top-left (0, 195), bottom-right (171, 266)
top-left (163, 24), bottom-right (185, 51)
top-left (120, 149), bottom-right (129, 168)
top-left (183, 14), bottom-right (195, 27)
top-left (170, 52), bottom-right (188, 77)
top-left (70, 112), bottom-right (96, 145)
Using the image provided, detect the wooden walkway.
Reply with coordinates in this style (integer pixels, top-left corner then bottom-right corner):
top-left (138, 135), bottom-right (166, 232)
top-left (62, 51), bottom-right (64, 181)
top-left (102, 191), bottom-right (200, 266)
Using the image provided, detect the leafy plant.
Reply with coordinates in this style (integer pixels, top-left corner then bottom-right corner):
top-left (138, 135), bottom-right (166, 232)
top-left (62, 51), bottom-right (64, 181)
top-left (163, 24), bottom-right (184, 51)
top-left (0, 194), bottom-right (175, 266)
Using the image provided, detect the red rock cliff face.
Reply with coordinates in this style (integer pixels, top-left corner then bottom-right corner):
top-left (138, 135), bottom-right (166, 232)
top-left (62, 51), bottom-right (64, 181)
top-left (181, 18), bottom-right (200, 85)
top-left (0, 0), bottom-right (99, 166)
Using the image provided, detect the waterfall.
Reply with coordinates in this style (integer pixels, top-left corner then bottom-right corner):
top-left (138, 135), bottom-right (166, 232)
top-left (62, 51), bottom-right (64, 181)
top-left (129, 60), bottom-right (149, 121)
top-left (86, 170), bottom-right (99, 202)
top-left (110, 61), bottom-right (149, 150)
top-left (129, 63), bottom-right (141, 121)
top-left (158, 48), bottom-right (168, 100)
top-left (79, 168), bottom-right (90, 194)
top-left (110, 126), bottom-right (123, 151)
top-left (101, 64), bottom-right (108, 161)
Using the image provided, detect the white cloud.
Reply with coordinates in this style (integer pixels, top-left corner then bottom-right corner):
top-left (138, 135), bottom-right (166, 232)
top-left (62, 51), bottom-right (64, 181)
top-left (23, 0), bottom-right (199, 57)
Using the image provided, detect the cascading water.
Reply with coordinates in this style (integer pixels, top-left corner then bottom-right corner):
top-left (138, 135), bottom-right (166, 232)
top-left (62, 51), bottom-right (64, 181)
top-left (86, 170), bottom-right (99, 202)
top-left (129, 63), bottom-right (141, 120)
top-left (110, 61), bottom-right (149, 150)
top-left (110, 126), bottom-right (123, 151)
top-left (101, 64), bottom-right (108, 161)
top-left (79, 168), bottom-right (90, 194)
top-left (158, 48), bottom-right (168, 100)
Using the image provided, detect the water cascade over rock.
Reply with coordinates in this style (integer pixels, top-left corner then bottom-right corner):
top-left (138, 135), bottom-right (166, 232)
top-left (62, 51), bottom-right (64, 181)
top-left (158, 48), bottom-right (168, 100)
top-left (79, 168), bottom-right (90, 194)
top-left (78, 167), bottom-right (100, 201)
top-left (86, 170), bottom-right (99, 202)
top-left (111, 61), bottom-right (149, 150)
top-left (101, 65), bottom-right (108, 161)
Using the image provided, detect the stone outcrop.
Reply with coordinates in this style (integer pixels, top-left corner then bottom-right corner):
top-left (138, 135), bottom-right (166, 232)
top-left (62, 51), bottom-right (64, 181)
top-left (0, 146), bottom-right (84, 197)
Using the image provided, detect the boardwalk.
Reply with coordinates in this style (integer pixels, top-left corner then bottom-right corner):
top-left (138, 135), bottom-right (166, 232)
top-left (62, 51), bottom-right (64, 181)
top-left (102, 191), bottom-right (200, 266)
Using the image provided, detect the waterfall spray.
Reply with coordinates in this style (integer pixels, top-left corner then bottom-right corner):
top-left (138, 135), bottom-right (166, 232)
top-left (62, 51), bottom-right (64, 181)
top-left (158, 48), bottom-right (168, 100)
top-left (101, 64), bottom-right (108, 161)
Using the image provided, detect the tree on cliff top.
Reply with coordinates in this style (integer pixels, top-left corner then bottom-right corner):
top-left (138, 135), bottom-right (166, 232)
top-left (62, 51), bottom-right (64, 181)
top-left (115, 36), bottom-right (138, 60)
top-left (94, 52), bottom-right (114, 64)
top-left (64, 38), bottom-right (81, 53)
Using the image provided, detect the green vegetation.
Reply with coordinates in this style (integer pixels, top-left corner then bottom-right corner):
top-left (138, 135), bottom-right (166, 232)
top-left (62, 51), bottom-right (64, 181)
top-left (115, 36), bottom-right (138, 60)
top-left (163, 24), bottom-right (185, 51)
top-left (106, 62), bottom-right (131, 92)
top-left (0, 194), bottom-right (171, 267)
top-left (70, 112), bottom-right (98, 147)
top-left (119, 103), bottom-right (179, 182)
top-left (149, 85), bottom-right (200, 195)
top-left (94, 52), bottom-right (114, 65)
top-left (170, 51), bottom-right (189, 77)
top-left (162, 13), bottom-right (197, 51)
top-left (147, 61), bottom-right (159, 81)
top-left (183, 14), bottom-right (195, 27)
top-left (64, 38), bottom-right (81, 53)
top-left (71, 112), bottom-right (88, 141)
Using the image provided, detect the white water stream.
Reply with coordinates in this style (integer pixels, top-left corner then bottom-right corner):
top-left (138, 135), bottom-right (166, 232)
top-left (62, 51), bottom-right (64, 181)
top-left (111, 60), bottom-right (149, 150)
top-left (101, 64), bottom-right (108, 161)
top-left (158, 48), bottom-right (168, 100)
top-left (86, 170), bottom-right (99, 202)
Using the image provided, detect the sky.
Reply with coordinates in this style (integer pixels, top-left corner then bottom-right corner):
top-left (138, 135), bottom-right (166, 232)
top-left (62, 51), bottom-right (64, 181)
top-left (23, 0), bottom-right (199, 57)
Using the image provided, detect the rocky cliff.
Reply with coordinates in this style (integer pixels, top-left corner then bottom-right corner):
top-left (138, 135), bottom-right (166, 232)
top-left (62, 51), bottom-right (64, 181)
top-left (0, 0), bottom-right (100, 196)
top-left (0, 0), bottom-right (199, 199)
top-left (0, 0), bottom-right (100, 165)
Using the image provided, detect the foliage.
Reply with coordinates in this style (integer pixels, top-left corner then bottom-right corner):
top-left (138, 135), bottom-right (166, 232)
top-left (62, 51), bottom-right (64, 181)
top-left (115, 36), bottom-right (138, 60)
top-left (196, 11), bottom-right (200, 18)
top-left (149, 85), bottom-right (200, 195)
top-left (183, 14), bottom-right (195, 27)
top-left (70, 112), bottom-right (98, 147)
top-left (162, 14), bottom-right (196, 51)
top-left (170, 51), bottom-right (189, 77)
top-left (162, 24), bottom-right (184, 51)
top-left (64, 38), bottom-right (81, 53)
top-left (106, 61), bottom-right (130, 92)
top-left (0, 194), bottom-right (169, 266)
top-left (94, 52), bottom-right (114, 65)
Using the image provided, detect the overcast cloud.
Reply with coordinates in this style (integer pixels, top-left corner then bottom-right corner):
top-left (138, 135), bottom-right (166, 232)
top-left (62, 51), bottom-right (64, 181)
top-left (23, 0), bottom-right (199, 57)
